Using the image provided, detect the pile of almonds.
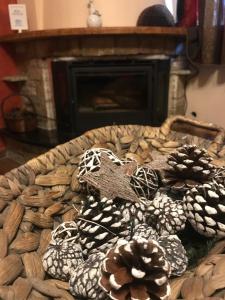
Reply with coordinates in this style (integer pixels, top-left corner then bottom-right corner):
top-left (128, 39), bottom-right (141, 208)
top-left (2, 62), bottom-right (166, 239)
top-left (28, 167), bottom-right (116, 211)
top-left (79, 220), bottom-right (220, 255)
top-left (0, 116), bottom-right (225, 299)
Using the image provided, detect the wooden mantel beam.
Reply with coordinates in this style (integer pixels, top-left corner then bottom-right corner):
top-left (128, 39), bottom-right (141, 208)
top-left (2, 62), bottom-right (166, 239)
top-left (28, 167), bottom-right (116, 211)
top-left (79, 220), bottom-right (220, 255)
top-left (0, 27), bottom-right (187, 43)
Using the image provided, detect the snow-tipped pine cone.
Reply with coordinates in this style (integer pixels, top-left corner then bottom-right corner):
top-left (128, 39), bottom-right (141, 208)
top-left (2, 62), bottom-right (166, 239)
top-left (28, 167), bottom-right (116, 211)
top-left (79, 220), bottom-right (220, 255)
top-left (132, 223), bottom-right (159, 241)
top-left (42, 221), bottom-right (82, 281)
top-left (69, 252), bottom-right (107, 299)
top-left (77, 195), bottom-right (129, 257)
top-left (118, 199), bottom-right (147, 227)
top-left (158, 235), bottom-right (188, 277)
top-left (162, 145), bottom-right (215, 192)
top-left (147, 192), bottom-right (187, 235)
top-left (99, 238), bottom-right (171, 300)
top-left (184, 181), bottom-right (225, 237)
top-left (42, 240), bottom-right (83, 281)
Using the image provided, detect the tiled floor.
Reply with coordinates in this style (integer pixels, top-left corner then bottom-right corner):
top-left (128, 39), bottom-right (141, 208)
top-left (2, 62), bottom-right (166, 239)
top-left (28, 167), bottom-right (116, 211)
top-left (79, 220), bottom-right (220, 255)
top-left (0, 157), bottom-right (20, 174)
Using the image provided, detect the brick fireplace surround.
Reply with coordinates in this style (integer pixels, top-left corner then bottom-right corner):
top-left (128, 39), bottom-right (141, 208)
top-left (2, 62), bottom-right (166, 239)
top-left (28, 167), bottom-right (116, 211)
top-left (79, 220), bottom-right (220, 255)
top-left (0, 27), bottom-right (188, 140)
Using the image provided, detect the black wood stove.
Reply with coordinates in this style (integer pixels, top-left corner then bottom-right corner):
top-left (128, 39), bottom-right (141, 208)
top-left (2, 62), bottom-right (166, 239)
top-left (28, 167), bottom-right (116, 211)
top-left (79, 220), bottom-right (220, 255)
top-left (52, 57), bottom-right (170, 139)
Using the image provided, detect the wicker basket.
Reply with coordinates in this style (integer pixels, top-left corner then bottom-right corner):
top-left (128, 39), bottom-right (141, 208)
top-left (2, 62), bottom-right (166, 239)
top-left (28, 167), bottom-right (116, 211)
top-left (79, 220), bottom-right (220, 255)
top-left (1, 115), bottom-right (225, 300)
top-left (1, 94), bottom-right (37, 133)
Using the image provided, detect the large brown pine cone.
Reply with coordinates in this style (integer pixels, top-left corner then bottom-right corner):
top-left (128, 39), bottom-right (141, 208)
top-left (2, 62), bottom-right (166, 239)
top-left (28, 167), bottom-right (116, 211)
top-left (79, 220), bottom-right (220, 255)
top-left (99, 238), bottom-right (171, 300)
top-left (162, 145), bottom-right (215, 192)
top-left (184, 181), bottom-right (225, 237)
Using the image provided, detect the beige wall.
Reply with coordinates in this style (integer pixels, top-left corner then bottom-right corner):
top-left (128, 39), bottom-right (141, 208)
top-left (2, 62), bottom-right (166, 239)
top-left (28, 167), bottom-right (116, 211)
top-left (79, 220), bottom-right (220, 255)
top-left (186, 66), bottom-right (225, 128)
top-left (17, 0), bottom-right (43, 30)
top-left (18, 0), bottom-right (164, 30)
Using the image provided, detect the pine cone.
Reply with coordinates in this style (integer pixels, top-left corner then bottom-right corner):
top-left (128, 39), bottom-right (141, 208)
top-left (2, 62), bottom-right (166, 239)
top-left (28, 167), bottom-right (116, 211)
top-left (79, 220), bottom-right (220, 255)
top-left (42, 221), bottom-right (82, 281)
top-left (158, 235), bottom-right (188, 277)
top-left (69, 252), bottom-right (107, 299)
top-left (130, 165), bottom-right (159, 199)
top-left (147, 192), bottom-right (187, 235)
top-left (132, 223), bottom-right (159, 241)
top-left (184, 181), bottom-right (225, 237)
top-left (214, 167), bottom-right (225, 185)
top-left (162, 145), bottom-right (215, 192)
top-left (118, 199), bottom-right (147, 227)
top-left (42, 240), bottom-right (83, 281)
top-left (77, 195), bottom-right (128, 257)
top-left (99, 238), bottom-right (171, 300)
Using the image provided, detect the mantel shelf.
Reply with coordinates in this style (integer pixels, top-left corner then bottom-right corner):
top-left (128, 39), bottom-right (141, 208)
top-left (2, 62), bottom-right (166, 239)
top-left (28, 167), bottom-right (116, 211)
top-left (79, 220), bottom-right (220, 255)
top-left (0, 26), bottom-right (187, 43)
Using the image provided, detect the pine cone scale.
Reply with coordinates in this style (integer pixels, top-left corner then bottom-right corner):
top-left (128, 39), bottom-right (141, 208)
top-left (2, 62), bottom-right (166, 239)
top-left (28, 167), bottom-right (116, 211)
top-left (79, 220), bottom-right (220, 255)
top-left (130, 284), bottom-right (150, 300)
top-left (103, 257), bottom-right (121, 274)
top-left (99, 273), bottom-right (111, 292)
top-left (110, 267), bottom-right (133, 288)
top-left (109, 285), bottom-right (129, 300)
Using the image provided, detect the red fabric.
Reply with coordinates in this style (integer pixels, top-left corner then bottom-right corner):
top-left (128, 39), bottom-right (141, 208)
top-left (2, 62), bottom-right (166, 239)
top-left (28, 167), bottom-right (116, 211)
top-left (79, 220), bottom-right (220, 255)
top-left (178, 0), bottom-right (198, 27)
top-left (0, 0), bottom-right (18, 151)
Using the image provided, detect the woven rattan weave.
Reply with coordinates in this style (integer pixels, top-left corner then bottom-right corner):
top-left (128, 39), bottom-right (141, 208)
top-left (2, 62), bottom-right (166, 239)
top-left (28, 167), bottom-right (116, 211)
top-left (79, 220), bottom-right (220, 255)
top-left (1, 115), bottom-right (225, 300)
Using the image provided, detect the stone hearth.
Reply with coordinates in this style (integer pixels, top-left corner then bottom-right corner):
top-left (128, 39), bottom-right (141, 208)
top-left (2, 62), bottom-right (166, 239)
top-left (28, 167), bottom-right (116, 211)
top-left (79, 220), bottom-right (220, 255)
top-left (1, 27), bottom-right (188, 132)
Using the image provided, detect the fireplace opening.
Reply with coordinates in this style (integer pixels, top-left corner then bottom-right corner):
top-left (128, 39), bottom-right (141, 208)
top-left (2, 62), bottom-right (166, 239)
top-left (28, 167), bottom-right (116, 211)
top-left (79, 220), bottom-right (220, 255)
top-left (52, 57), bottom-right (170, 139)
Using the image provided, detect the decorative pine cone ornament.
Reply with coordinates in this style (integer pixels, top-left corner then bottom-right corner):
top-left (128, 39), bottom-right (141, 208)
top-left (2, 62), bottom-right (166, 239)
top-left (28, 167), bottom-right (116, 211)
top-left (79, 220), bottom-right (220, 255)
top-left (162, 145), bottom-right (215, 192)
top-left (184, 181), bottom-right (225, 237)
top-left (42, 222), bottom-right (83, 281)
top-left (99, 238), bottom-right (171, 300)
top-left (69, 252), bottom-right (107, 299)
top-left (130, 165), bottom-right (159, 199)
top-left (77, 195), bottom-right (128, 257)
top-left (147, 192), bottom-right (187, 235)
top-left (158, 235), bottom-right (188, 277)
top-left (78, 148), bottom-right (122, 185)
top-left (50, 221), bottom-right (79, 243)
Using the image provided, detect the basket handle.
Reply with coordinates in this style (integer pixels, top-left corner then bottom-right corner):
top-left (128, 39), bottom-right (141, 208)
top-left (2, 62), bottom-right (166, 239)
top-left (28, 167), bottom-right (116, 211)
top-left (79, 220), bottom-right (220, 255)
top-left (1, 94), bottom-right (36, 120)
top-left (160, 115), bottom-right (225, 154)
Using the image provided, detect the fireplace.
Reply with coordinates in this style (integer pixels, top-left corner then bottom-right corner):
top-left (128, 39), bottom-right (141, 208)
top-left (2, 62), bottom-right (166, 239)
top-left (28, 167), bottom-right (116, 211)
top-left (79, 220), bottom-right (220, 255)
top-left (52, 57), bottom-right (170, 139)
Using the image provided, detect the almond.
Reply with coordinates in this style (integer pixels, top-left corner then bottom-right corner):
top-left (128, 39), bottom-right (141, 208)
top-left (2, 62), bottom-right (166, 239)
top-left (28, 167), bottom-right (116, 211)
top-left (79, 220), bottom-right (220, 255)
top-left (3, 201), bottom-right (24, 243)
top-left (0, 254), bottom-right (23, 285)
top-left (22, 252), bottom-right (45, 280)
top-left (12, 277), bottom-right (32, 300)
top-left (0, 229), bottom-right (8, 259)
top-left (10, 232), bottom-right (40, 254)
top-left (37, 229), bottom-right (52, 256)
top-left (23, 210), bottom-right (53, 229)
top-left (35, 175), bottom-right (71, 186)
